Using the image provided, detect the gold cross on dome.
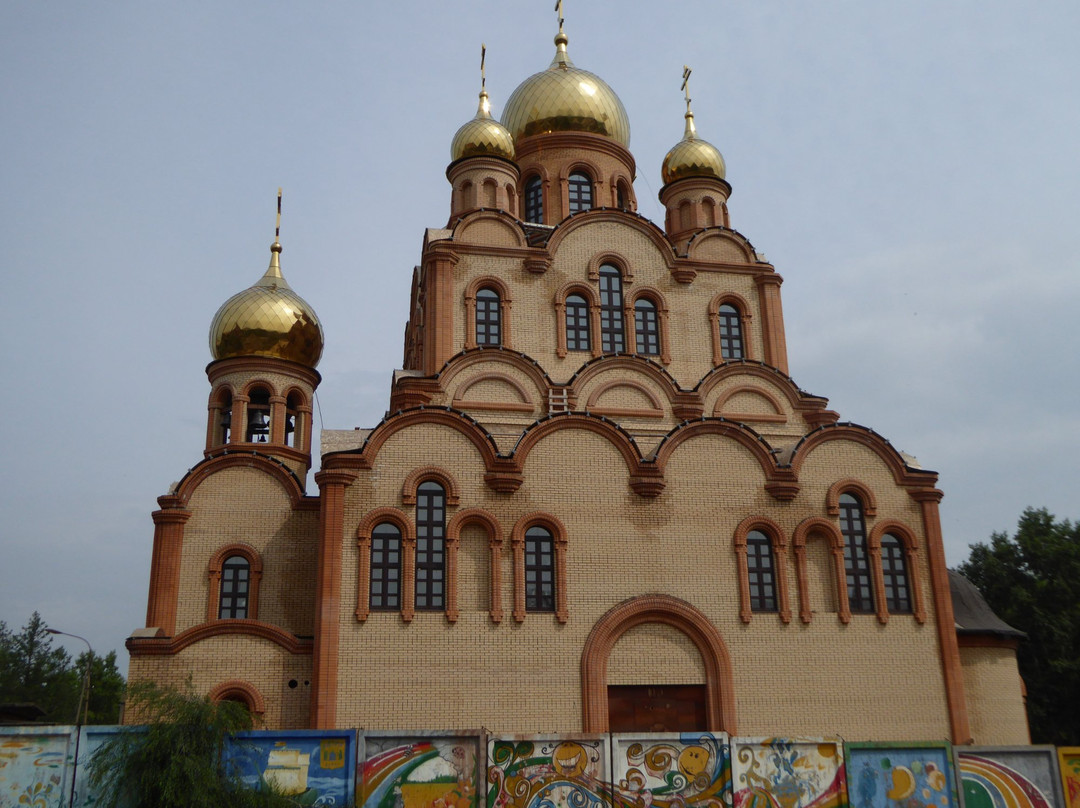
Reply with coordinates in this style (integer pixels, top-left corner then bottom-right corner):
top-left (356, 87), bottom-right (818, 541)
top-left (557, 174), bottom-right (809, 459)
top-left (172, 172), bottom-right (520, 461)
top-left (554, 0), bottom-right (564, 34)
top-left (681, 65), bottom-right (693, 115)
top-left (275, 188), bottom-right (282, 240)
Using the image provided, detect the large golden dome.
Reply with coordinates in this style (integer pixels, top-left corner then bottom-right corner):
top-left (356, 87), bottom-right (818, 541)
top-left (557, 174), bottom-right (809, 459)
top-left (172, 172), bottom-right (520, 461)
top-left (501, 32), bottom-right (630, 147)
top-left (662, 110), bottom-right (726, 184)
top-left (451, 90), bottom-right (516, 162)
top-left (209, 241), bottom-right (324, 367)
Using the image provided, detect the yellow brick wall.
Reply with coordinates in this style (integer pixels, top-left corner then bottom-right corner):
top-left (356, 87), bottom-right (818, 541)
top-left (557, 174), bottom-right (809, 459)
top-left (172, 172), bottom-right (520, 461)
top-left (960, 645), bottom-right (1030, 745)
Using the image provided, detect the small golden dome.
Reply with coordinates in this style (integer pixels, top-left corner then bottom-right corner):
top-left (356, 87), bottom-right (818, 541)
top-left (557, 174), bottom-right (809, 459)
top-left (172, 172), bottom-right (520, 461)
top-left (661, 110), bottom-right (726, 184)
top-left (209, 241), bottom-right (324, 367)
top-left (501, 31), bottom-right (630, 147)
top-left (451, 90), bottom-right (516, 162)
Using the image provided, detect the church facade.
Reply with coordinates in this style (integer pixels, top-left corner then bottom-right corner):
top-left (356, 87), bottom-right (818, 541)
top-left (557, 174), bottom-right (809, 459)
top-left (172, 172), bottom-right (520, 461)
top-left (127, 22), bottom-right (1029, 745)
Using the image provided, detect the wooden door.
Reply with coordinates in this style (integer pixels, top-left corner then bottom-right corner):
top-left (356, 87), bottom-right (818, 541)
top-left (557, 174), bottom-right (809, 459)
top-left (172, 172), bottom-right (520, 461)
top-left (607, 684), bottom-right (707, 732)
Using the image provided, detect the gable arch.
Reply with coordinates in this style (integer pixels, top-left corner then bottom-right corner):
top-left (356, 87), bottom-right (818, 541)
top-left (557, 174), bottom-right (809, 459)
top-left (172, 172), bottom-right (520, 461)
top-left (358, 407), bottom-right (500, 471)
top-left (792, 516), bottom-right (849, 624)
top-left (568, 355), bottom-right (683, 410)
top-left (175, 453), bottom-right (308, 508)
top-left (712, 385), bottom-right (785, 420)
top-left (652, 419), bottom-right (778, 480)
top-left (685, 227), bottom-right (756, 263)
top-left (437, 348), bottom-right (552, 408)
top-left (581, 594), bottom-right (736, 733)
top-left (585, 379), bottom-right (664, 417)
top-left (790, 424), bottom-right (934, 489)
top-left (401, 466), bottom-right (461, 506)
top-left (512, 412), bottom-right (642, 479)
top-left (450, 208), bottom-right (530, 248)
top-left (546, 210), bottom-right (678, 271)
top-left (826, 478), bottom-right (878, 517)
top-left (453, 372), bottom-right (536, 413)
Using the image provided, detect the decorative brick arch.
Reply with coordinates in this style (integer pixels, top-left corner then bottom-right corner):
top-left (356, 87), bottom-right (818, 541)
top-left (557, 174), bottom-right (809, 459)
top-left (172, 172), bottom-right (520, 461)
top-left (209, 679), bottom-right (265, 718)
top-left (733, 516), bottom-right (791, 624)
top-left (586, 250), bottom-right (634, 283)
top-left (447, 508), bottom-right (505, 623)
top-left (580, 594), bottom-right (736, 733)
top-left (708, 292), bottom-right (755, 365)
top-left (627, 285), bottom-right (672, 364)
top-left (464, 275), bottom-right (514, 350)
top-left (510, 512), bottom-right (568, 623)
top-left (868, 520), bottom-right (927, 625)
top-left (355, 507), bottom-right (413, 623)
top-left (792, 517), bottom-right (849, 625)
top-left (207, 543), bottom-right (263, 623)
top-left (826, 478), bottom-right (878, 517)
top-left (555, 281), bottom-right (601, 358)
top-left (401, 466), bottom-right (461, 506)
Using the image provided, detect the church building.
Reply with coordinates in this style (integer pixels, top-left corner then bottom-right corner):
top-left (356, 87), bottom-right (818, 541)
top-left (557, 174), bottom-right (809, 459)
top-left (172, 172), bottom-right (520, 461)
top-left (127, 18), bottom-right (1029, 745)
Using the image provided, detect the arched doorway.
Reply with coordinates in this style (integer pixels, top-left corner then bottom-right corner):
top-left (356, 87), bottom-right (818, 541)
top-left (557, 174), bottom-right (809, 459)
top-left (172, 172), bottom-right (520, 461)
top-left (580, 594), bottom-right (737, 733)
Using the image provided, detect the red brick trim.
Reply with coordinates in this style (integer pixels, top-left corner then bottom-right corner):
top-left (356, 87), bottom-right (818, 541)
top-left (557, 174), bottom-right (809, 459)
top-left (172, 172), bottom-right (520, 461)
top-left (355, 508), bottom-right (412, 623)
top-left (708, 293), bottom-right (755, 366)
top-left (358, 409), bottom-right (500, 470)
top-left (453, 373), bottom-right (536, 413)
top-left (401, 466), bottom-right (461, 506)
top-left (653, 420), bottom-right (782, 488)
top-left (175, 453), bottom-right (308, 508)
top-left (206, 543), bottom-right (263, 623)
top-left (545, 209), bottom-right (674, 269)
top-left (447, 509), bottom-right (505, 623)
top-left (585, 379), bottom-right (665, 416)
top-left (209, 679), bottom-right (266, 717)
top-left (570, 356), bottom-right (683, 409)
top-left (512, 414), bottom-right (641, 482)
top-left (146, 506), bottom-right (192, 636)
top-left (586, 251), bottom-right (634, 284)
top-left (753, 273), bottom-right (789, 374)
top-left (554, 282), bottom-right (601, 359)
top-left (626, 285), bottom-right (672, 364)
top-left (580, 595), bottom-right (736, 733)
top-left (695, 362), bottom-right (830, 423)
top-left (790, 425), bottom-right (937, 488)
top-left (792, 517), bottom-right (848, 624)
top-left (510, 513), bottom-right (569, 623)
top-left (126, 620), bottom-right (311, 656)
top-left (868, 521), bottom-right (927, 624)
top-left (464, 275), bottom-right (514, 351)
top-left (437, 349), bottom-right (551, 406)
top-left (826, 479), bottom-right (878, 517)
top-left (733, 517), bottom-right (791, 623)
top-left (712, 385), bottom-right (786, 422)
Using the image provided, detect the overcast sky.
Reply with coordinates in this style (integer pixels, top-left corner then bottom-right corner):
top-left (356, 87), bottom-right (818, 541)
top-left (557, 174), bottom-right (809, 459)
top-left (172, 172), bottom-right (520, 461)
top-left (2, 2), bottom-right (1077, 669)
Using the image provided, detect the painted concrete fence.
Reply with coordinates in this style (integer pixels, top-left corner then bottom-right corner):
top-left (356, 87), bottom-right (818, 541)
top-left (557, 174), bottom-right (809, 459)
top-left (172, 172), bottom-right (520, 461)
top-left (0, 727), bottom-right (1077, 808)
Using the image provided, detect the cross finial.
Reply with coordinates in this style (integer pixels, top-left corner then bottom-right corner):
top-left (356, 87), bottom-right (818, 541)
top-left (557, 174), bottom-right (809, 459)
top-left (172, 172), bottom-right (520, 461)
top-left (554, 0), bottom-right (564, 35)
top-left (275, 188), bottom-right (282, 241)
top-left (481, 43), bottom-right (486, 92)
top-left (681, 65), bottom-right (693, 115)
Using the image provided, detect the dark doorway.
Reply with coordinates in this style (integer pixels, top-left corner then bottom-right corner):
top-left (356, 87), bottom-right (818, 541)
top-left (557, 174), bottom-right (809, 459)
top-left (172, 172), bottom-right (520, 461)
top-left (607, 684), bottom-right (707, 732)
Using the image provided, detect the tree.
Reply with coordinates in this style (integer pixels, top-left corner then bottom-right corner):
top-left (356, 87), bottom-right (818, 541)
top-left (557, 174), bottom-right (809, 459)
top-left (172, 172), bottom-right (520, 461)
top-left (88, 682), bottom-right (295, 808)
top-left (957, 506), bottom-right (1080, 745)
top-left (0, 612), bottom-right (125, 724)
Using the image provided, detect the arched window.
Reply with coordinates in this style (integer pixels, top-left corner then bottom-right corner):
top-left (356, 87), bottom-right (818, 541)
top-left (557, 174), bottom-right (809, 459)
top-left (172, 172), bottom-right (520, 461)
top-left (839, 493), bottom-right (873, 613)
top-left (746, 530), bottom-right (777, 612)
top-left (880, 534), bottom-right (912, 613)
top-left (634, 298), bottom-right (660, 356)
top-left (568, 171), bottom-right (593, 214)
top-left (370, 522), bottom-right (402, 611)
top-left (216, 390), bottom-right (233, 445)
top-left (284, 391), bottom-right (302, 448)
top-left (415, 481), bottom-right (446, 611)
top-left (524, 176), bottom-right (543, 223)
top-left (599, 265), bottom-right (625, 353)
top-left (219, 556), bottom-right (250, 619)
top-left (245, 387), bottom-right (271, 443)
top-left (717, 304), bottom-right (744, 360)
top-left (475, 288), bottom-right (501, 346)
top-left (566, 294), bottom-right (591, 351)
top-left (616, 180), bottom-right (631, 211)
top-left (524, 526), bottom-right (555, 612)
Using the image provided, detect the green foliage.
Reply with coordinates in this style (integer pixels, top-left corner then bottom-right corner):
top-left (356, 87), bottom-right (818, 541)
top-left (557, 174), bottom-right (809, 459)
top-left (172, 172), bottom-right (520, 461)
top-left (0, 612), bottom-right (124, 723)
top-left (957, 506), bottom-right (1080, 745)
top-left (88, 682), bottom-right (296, 808)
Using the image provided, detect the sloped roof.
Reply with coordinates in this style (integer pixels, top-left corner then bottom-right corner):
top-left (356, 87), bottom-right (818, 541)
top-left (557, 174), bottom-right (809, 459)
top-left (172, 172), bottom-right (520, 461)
top-left (949, 569), bottom-right (1026, 639)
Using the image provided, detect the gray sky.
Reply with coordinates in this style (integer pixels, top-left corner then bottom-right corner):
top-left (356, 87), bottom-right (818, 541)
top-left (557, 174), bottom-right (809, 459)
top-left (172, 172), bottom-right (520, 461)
top-left (2, 2), bottom-right (1077, 669)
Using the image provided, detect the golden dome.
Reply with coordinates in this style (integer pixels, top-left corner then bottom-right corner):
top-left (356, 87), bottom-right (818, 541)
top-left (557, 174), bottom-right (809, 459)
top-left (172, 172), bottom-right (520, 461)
top-left (209, 241), bottom-right (324, 367)
top-left (501, 32), bottom-right (630, 147)
top-left (451, 90), bottom-right (516, 162)
top-left (662, 110), bottom-right (726, 184)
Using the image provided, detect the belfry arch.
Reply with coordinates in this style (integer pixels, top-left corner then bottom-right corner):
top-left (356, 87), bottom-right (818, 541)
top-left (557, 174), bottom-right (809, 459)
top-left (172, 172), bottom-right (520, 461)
top-left (580, 594), bottom-right (736, 733)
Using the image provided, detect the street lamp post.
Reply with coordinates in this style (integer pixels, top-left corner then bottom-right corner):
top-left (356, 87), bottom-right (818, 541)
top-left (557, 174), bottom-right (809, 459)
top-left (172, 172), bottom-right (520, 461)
top-left (45, 629), bottom-right (92, 808)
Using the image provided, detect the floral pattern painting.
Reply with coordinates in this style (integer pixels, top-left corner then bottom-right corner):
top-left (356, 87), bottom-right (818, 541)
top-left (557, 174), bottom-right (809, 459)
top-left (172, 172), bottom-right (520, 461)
top-left (611, 732), bottom-right (732, 808)
top-left (486, 735), bottom-right (608, 808)
top-left (0, 728), bottom-right (72, 808)
top-left (732, 738), bottom-right (846, 808)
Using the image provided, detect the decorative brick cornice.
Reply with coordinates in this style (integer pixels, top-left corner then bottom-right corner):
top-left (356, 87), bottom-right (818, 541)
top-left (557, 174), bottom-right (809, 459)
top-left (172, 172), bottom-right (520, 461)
top-left (126, 620), bottom-right (312, 656)
top-left (151, 507), bottom-right (191, 525)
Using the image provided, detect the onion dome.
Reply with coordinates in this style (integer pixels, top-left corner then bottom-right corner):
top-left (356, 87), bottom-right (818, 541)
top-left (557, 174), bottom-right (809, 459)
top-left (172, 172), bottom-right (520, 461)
top-left (661, 107), bottom-right (726, 184)
top-left (451, 90), bottom-right (516, 162)
top-left (209, 240), bottom-right (324, 368)
top-left (501, 30), bottom-right (630, 147)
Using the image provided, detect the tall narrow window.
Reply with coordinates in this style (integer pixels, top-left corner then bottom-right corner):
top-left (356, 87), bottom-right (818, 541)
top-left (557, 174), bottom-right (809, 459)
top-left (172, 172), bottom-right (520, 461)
top-left (746, 530), bottom-right (778, 612)
top-left (245, 388), bottom-right (271, 443)
top-left (599, 265), bottom-right (625, 353)
top-left (415, 482), bottom-right (445, 611)
top-left (567, 172), bottom-right (593, 214)
top-left (566, 294), bottom-right (591, 351)
top-left (840, 493), bottom-right (874, 612)
top-left (717, 304), bottom-right (744, 360)
top-left (475, 288), bottom-right (501, 346)
top-left (217, 391), bottom-right (233, 445)
top-left (524, 526), bottom-right (555, 612)
top-left (880, 534), bottom-right (912, 613)
top-left (284, 392), bottom-right (301, 448)
top-left (370, 523), bottom-right (402, 610)
top-left (634, 298), bottom-right (660, 356)
top-left (219, 556), bottom-right (250, 619)
top-left (524, 176), bottom-right (543, 223)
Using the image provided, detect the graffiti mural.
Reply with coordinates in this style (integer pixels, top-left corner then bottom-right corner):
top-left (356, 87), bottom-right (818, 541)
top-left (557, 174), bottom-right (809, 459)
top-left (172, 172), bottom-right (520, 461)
top-left (957, 747), bottom-right (1065, 808)
top-left (360, 733), bottom-right (481, 808)
top-left (844, 743), bottom-right (957, 808)
top-left (611, 732), bottom-right (732, 808)
top-left (1059, 749), bottom-right (1080, 808)
top-left (225, 729), bottom-right (356, 806)
top-left (730, 738), bottom-right (845, 808)
top-left (486, 735), bottom-right (609, 808)
top-left (0, 727), bottom-right (73, 808)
